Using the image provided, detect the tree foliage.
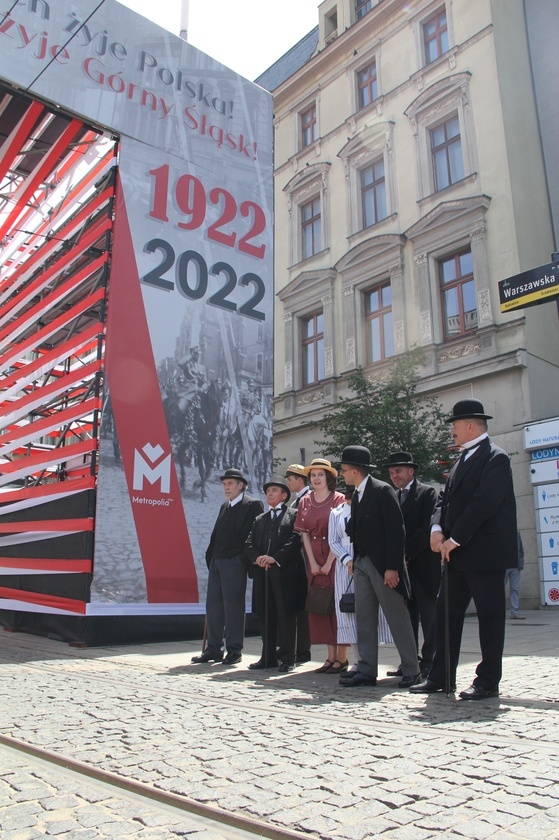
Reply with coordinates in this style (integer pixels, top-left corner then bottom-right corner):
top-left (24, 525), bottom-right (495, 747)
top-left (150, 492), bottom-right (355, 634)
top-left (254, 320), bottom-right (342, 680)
top-left (314, 352), bottom-right (452, 482)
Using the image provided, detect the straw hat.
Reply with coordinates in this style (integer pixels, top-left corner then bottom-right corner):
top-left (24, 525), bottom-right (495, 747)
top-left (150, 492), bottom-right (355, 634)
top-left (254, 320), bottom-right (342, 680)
top-left (304, 458), bottom-right (338, 478)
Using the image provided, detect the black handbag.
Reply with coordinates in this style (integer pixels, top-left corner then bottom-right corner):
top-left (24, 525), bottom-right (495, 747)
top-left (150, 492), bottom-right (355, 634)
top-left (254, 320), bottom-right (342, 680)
top-left (305, 578), bottom-right (334, 615)
top-left (339, 579), bottom-right (355, 613)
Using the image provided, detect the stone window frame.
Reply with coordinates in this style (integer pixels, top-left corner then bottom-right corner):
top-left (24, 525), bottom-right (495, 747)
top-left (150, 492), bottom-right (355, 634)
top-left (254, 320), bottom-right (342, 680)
top-left (299, 100), bottom-right (318, 150)
top-left (355, 0), bottom-right (373, 22)
top-left (410, 1), bottom-right (456, 72)
top-left (422, 6), bottom-right (450, 66)
top-left (404, 195), bottom-right (492, 348)
top-left (301, 310), bottom-right (325, 386)
top-left (277, 269), bottom-right (337, 393)
top-left (405, 73), bottom-right (478, 202)
top-left (283, 162), bottom-right (331, 267)
top-left (335, 233), bottom-right (407, 372)
top-left (364, 281), bottom-right (395, 364)
top-left (338, 122), bottom-right (396, 238)
top-left (345, 44), bottom-right (384, 119)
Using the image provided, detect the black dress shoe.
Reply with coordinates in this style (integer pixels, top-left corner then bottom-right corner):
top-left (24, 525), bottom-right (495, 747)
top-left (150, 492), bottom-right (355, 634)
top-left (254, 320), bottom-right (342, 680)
top-left (398, 673), bottom-right (421, 688)
top-left (386, 668), bottom-right (403, 677)
top-left (339, 671), bottom-right (377, 687)
top-left (191, 650), bottom-right (223, 663)
top-left (249, 659), bottom-right (278, 670)
top-left (295, 651), bottom-right (311, 664)
top-left (223, 653), bottom-right (242, 665)
top-left (409, 678), bottom-right (456, 694)
top-left (278, 662), bottom-right (294, 673)
top-left (459, 684), bottom-right (499, 700)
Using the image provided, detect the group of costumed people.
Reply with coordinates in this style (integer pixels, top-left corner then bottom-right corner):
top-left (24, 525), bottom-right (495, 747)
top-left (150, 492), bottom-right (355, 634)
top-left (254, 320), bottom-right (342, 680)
top-left (192, 399), bottom-right (518, 701)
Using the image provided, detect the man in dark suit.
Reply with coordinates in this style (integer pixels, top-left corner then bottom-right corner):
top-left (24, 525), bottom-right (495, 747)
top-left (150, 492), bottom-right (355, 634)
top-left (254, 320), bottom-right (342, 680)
top-left (383, 452), bottom-right (440, 678)
top-left (284, 464), bottom-right (312, 665)
top-left (244, 477), bottom-right (307, 672)
top-left (192, 468), bottom-right (263, 665)
top-left (411, 400), bottom-right (518, 699)
top-left (339, 445), bottom-right (420, 688)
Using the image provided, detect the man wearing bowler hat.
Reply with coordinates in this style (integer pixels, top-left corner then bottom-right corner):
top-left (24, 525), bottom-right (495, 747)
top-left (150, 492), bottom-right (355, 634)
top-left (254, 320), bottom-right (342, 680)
top-left (192, 468), bottom-right (263, 665)
top-left (383, 452), bottom-right (440, 678)
top-left (244, 477), bottom-right (307, 672)
top-left (411, 399), bottom-right (518, 699)
top-left (339, 445), bottom-right (420, 688)
top-left (284, 464), bottom-right (312, 664)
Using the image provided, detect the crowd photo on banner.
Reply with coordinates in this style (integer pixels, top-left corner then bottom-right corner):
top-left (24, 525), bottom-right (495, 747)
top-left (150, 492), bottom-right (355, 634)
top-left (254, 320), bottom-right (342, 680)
top-left (190, 398), bottom-right (519, 700)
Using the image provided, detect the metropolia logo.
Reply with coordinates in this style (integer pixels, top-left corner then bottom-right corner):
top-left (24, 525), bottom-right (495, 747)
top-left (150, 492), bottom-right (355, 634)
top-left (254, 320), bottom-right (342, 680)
top-left (133, 443), bottom-right (171, 494)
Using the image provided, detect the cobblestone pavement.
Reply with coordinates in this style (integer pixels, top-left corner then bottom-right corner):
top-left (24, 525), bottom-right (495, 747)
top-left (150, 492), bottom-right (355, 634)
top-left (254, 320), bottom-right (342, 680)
top-left (1, 610), bottom-right (558, 839)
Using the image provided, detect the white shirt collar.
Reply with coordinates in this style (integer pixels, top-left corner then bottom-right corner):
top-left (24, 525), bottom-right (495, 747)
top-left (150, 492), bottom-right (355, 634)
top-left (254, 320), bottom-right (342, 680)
top-left (458, 431), bottom-right (488, 462)
top-left (297, 485), bottom-right (310, 498)
top-left (356, 474), bottom-right (370, 500)
top-left (229, 492), bottom-right (244, 507)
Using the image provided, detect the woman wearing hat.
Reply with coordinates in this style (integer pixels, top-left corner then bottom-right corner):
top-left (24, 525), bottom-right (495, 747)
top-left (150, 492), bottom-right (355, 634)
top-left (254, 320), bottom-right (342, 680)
top-left (294, 459), bottom-right (345, 672)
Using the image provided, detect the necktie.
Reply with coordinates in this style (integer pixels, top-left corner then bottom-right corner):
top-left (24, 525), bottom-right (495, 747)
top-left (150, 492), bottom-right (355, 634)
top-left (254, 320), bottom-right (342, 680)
top-left (399, 488), bottom-right (408, 507)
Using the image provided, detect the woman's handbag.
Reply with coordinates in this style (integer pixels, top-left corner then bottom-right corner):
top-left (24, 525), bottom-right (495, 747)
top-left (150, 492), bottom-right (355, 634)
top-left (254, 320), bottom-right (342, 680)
top-left (339, 579), bottom-right (355, 613)
top-left (305, 577), bottom-right (334, 615)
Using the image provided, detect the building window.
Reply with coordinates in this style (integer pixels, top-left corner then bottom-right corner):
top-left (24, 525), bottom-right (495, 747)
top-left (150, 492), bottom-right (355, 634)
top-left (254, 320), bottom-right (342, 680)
top-left (431, 115), bottom-right (464, 191)
top-left (361, 159), bottom-right (386, 229)
top-left (439, 250), bottom-right (477, 339)
top-left (356, 0), bottom-right (372, 20)
top-left (423, 9), bottom-right (449, 64)
top-left (357, 61), bottom-right (378, 110)
top-left (365, 283), bottom-right (394, 363)
top-left (302, 312), bottom-right (324, 385)
top-left (301, 104), bottom-right (317, 148)
top-left (301, 197), bottom-right (321, 259)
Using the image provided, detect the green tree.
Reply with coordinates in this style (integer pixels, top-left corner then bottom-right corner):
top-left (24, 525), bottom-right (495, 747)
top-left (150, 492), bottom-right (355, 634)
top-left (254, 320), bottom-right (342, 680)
top-left (314, 352), bottom-right (451, 482)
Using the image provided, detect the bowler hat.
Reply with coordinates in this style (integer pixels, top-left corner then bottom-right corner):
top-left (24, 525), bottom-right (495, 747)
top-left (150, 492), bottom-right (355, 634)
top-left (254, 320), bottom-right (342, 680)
top-left (446, 399), bottom-right (493, 423)
top-left (304, 458), bottom-right (338, 478)
top-left (382, 451), bottom-right (418, 469)
top-left (340, 445), bottom-right (376, 469)
top-left (263, 476), bottom-right (290, 495)
top-left (285, 464), bottom-right (308, 479)
top-left (219, 468), bottom-right (248, 484)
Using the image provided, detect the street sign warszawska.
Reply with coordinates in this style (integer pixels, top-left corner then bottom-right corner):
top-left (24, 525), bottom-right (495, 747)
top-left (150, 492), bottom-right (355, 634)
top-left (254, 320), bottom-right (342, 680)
top-left (499, 261), bottom-right (559, 313)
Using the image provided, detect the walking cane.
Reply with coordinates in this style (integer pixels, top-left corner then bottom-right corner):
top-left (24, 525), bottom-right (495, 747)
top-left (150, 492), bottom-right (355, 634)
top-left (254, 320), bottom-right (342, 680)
top-left (201, 616), bottom-right (207, 653)
top-left (443, 557), bottom-right (450, 697)
top-left (264, 566), bottom-right (269, 670)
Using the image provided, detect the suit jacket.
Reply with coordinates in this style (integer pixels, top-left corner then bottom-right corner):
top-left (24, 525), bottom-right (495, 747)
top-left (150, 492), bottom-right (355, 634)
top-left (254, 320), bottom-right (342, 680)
top-left (346, 475), bottom-right (410, 598)
top-left (243, 507), bottom-right (307, 614)
top-left (205, 493), bottom-right (264, 568)
top-left (431, 437), bottom-right (518, 572)
top-left (290, 486), bottom-right (310, 509)
top-left (400, 479), bottom-right (440, 594)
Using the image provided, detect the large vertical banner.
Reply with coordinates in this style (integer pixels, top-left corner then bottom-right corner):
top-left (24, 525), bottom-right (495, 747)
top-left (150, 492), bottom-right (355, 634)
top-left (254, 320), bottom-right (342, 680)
top-left (0, 0), bottom-right (273, 633)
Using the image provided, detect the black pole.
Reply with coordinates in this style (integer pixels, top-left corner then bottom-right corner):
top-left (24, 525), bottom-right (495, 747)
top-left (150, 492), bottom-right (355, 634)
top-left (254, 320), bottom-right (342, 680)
top-left (443, 558), bottom-right (451, 697)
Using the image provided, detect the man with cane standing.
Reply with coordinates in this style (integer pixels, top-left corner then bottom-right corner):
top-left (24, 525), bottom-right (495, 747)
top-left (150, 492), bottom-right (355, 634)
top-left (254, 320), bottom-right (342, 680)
top-left (244, 477), bottom-right (306, 672)
top-left (410, 399), bottom-right (518, 699)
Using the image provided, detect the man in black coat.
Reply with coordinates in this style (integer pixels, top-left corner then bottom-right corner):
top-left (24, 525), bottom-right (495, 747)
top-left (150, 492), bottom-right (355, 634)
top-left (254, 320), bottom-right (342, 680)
top-left (339, 445), bottom-right (420, 688)
top-left (411, 400), bottom-right (518, 699)
top-left (244, 476), bottom-right (307, 672)
top-left (383, 452), bottom-right (440, 677)
top-left (192, 468), bottom-right (263, 665)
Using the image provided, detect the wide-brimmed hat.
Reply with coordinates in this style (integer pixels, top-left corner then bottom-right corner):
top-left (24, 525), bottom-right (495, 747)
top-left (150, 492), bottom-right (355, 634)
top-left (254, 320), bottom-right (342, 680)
top-left (285, 464), bottom-right (307, 479)
top-left (340, 445), bottom-right (376, 469)
top-left (305, 458), bottom-right (338, 478)
top-left (446, 399), bottom-right (493, 423)
top-left (219, 468), bottom-right (248, 484)
top-left (382, 451), bottom-right (418, 469)
top-left (263, 476), bottom-right (290, 495)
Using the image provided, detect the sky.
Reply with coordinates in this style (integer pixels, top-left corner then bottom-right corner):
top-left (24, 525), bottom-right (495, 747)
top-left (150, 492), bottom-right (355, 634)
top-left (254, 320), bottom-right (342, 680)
top-left (120, 0), bottom-right (320, 80)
